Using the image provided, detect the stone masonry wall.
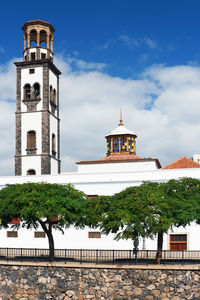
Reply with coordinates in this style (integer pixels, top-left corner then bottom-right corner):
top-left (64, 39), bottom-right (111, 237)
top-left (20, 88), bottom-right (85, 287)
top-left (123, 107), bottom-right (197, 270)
top-left (0, 264), bottom-right (200, 299)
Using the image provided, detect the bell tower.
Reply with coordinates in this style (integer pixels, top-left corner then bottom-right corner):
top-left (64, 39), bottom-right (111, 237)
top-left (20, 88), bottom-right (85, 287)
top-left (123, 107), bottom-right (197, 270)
top-left (14, 20), bottom-right (61, 176)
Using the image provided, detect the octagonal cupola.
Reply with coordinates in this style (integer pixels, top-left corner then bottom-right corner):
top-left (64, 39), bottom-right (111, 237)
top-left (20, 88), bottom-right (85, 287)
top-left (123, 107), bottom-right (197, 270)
top-left (22, 20), bottom-right (55, 62)
top-left (105, 111), bottom-right (137, 156)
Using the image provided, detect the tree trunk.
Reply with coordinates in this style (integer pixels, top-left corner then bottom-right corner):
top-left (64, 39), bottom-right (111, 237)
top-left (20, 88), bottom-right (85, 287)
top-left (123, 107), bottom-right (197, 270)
top-left (155, 232), bottom-right (163, 264)
top-left (39, 221), bottom-right (55, 262)
top-left (46, 229), bottom-right (55, 262)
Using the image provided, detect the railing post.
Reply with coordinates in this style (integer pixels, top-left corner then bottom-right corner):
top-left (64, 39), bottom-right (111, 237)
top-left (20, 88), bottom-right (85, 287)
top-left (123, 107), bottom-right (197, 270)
top-left (65, 249), bottom-right (66, 264)
top-left (164, 250), bottom-right (166, 265)
top-left (135, 249), bottom-right (138, 264)
top-left (146, 250), bottom-right (148, 265)
top-left (129, 249), bottom-right (131, 263)
top-left (35, 248), bottom-right (37, 262)
top-left (21, 248), bottom-right (22, 262)
top-left (6, 248), bottom-right (8, 261)
top-left (80, 249), bottom-right (82, 264)
top-left (96, 249), bottom-right (98, 264)
top-left (182, 250), bottom-right (184, 265)
top-left (113, 250), bottom-right (114, 264)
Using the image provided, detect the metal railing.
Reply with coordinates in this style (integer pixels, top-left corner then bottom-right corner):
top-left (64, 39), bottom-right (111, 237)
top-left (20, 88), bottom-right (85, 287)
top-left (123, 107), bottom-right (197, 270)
top-left (1, 248), bottom-right (200, 264)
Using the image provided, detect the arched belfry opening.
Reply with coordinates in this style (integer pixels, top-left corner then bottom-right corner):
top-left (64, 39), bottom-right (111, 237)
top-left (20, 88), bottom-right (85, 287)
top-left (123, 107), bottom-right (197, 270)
top-left (40, 30), bottom-right (47, 47)
top-left (30, 29), bottom-right (37, 47)
top-left (14, 20), bottom-right (61, 176)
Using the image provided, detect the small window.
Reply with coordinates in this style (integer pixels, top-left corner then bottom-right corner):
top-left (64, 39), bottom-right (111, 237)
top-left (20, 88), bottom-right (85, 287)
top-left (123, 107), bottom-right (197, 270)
top-left (27, 169), bottom-right (36, 176)
top-left (53, 89), bottom-right (57, 105)
top-left (34, 231), bottom-right (46, 238)
top-left (27, 131), bottom-right (36, 150)
top-left (88, 232), bottom-right (101, 239)
top-left (31, 52), bottom-right (35, 61)
top-left (170, 234), bottom-right (187, 242)
top-left (32, 82), bottom-right (40, 98)
top-left (50, 85), bottom-right (53, 102)
top-left (52, 134), bottom-right (56, 155)
top-left (24, 55), bottom-right (27, 61)
top-left (7, 231), bottom-right (18, 238)
top-left (41, 53), bottom-right (46, 59)
top-left (170, 234), bottom-right (187, 251)
top-left (24, 84), bottom-right (31, 100)
top-left (29, 69), bottom-right (35, 74)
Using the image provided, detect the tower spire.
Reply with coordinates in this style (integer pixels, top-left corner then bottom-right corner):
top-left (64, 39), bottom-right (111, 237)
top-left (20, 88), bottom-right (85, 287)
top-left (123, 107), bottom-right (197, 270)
top-left (119, 108), bottom-right (124, 126)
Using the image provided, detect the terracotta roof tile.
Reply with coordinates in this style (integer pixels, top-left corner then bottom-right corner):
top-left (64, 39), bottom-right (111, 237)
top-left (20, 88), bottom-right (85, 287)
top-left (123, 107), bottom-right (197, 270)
top-left (100, 155), bottom-right (142, 161)
top-left (162, 156), bottom-right (200, 169)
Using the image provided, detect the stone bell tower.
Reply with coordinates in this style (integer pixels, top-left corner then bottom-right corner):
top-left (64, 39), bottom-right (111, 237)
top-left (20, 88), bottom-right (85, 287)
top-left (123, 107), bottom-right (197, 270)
top-left (14, 20), bottom-right (61, 176)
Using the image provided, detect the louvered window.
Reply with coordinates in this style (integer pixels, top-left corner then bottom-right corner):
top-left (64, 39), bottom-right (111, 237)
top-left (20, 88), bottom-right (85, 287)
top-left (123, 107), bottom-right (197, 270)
top-left (7, 231), bottom-right (18, 238)
top-left (27, 131), bottom-right (36, 150)
top-left (88, 232), bottom-right (101, 239)
top-left (34, 231), bottom-right (46, 238)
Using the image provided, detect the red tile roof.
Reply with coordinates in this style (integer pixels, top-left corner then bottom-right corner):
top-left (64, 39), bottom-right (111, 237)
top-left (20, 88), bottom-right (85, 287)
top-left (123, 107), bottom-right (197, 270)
top-left (100, 155), bottom-right (142, 161)
top-left (162, 156), bottom-right (200, 169)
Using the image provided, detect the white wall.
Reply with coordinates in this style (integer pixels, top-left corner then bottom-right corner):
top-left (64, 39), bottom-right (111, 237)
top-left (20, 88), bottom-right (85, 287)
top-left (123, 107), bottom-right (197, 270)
top-left (22, 156), bottom-right (41, 176)
top-left (1, 167), bottom-right (200, 250)
top-left (49, 69), bottom-right (58, 116)
top-left (77, 161), bottom-right (158, 174)
top-left (50, 114), bottom-right (58, 155)
top-left (21, 112), bottom-right (42, 155)
top-left (21, 67), bottom-right (43, 111)
top-left (51, 158), bottom-right (58, 175)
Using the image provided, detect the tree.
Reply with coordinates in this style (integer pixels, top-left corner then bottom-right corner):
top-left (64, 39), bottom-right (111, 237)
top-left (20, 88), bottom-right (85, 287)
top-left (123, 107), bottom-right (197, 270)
top-left (99, 178), bottom-right (200, 264)
top-left (0, 183), bottom-right (88, 261)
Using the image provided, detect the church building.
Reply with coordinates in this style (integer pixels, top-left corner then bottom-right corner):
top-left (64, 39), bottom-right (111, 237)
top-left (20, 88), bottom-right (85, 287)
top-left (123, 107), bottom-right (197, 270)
top-left (0, 20), bottom-right (200, 251)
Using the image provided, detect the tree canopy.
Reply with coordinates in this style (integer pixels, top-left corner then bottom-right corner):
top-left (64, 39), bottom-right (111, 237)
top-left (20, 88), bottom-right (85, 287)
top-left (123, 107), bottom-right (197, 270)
top-left (96, 178), bottom-right (200, 263)
top-left (0, 182), bottom-right (89, 261)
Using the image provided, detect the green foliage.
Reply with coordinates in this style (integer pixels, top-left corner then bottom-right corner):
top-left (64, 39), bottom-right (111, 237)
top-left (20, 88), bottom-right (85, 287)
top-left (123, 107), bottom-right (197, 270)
top-left (96, 177), bottom-right (200, 247)
top-left (0, 182), bottom-right (88, 230)
top-left (0, 182), bottom-right (90, 261)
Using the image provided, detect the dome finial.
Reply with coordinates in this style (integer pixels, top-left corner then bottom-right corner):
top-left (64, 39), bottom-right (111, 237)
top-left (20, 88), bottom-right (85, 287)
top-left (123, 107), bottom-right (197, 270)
top-left (119, 108), bottom-right (124, 126)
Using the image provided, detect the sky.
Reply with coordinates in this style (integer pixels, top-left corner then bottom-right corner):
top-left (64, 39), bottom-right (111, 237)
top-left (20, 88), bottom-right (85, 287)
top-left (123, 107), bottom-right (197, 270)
top-left (1, 0), bottom-right (200, 175)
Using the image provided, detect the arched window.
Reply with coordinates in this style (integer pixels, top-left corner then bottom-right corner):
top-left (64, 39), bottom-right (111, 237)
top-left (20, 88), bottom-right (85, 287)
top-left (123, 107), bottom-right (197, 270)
top-left (30, 29), bottom-right (37, 47)
top-left (32, 82), bottom-right (40, 99)
top-left (24, 84), bottom-right (31, 100)
top-left (27, 131), bottom-right (36, 150)
top-left (52, 134), bottom-right (56, 156)
top-left (53, 89), bottom-right (57, 105)
top-left (50, 85), bottom-right (53, 102)
top-left (40, 30), bottom-right (47, 48)
top-left (27, 169), bottom-right (36, 176)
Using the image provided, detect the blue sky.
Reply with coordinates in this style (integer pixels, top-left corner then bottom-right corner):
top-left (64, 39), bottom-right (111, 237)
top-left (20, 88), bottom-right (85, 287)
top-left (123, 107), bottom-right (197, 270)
top-left (1, 1), bottom-right (200, 174)
top-left (1, 1), bottom-right (200, 77)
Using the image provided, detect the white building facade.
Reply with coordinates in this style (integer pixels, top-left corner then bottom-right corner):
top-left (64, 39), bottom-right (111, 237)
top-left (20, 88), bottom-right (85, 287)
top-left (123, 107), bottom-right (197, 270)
top-left (1, 20), bottom-right (200, 252)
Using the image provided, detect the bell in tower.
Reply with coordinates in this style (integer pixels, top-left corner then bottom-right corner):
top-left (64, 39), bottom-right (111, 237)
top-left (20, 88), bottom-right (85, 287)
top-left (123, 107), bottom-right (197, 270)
top-left (14, 20), bottom-right (61, 176)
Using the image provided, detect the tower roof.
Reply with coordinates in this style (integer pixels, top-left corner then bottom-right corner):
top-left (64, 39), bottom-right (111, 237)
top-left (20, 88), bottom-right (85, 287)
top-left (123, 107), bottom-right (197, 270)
top-left (22, 20), bottom-right (55, 32)
top-left (105, 124), bottom-right (137, 138)
top-left (105, 111), bottom-right (137, 138)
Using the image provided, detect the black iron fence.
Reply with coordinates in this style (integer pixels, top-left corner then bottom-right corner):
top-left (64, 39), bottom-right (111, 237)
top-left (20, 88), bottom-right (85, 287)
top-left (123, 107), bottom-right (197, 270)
top-left (0, 248), bottom-right (200, 264)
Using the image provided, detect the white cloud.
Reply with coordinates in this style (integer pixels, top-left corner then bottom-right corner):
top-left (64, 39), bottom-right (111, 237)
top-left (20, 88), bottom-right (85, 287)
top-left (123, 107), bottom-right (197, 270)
top-left (1, 56), bottom-right (200, 175)
top-left (118, 35), bottom-right (158, 50)
top-left (96, 35), bottom-right (158, 51)
top-left (143, 37), bottom-right (157, 49)
top-left (0, 47), bottom-right (4, 54)
top-left (118, 34), bottom-right (140, 48)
